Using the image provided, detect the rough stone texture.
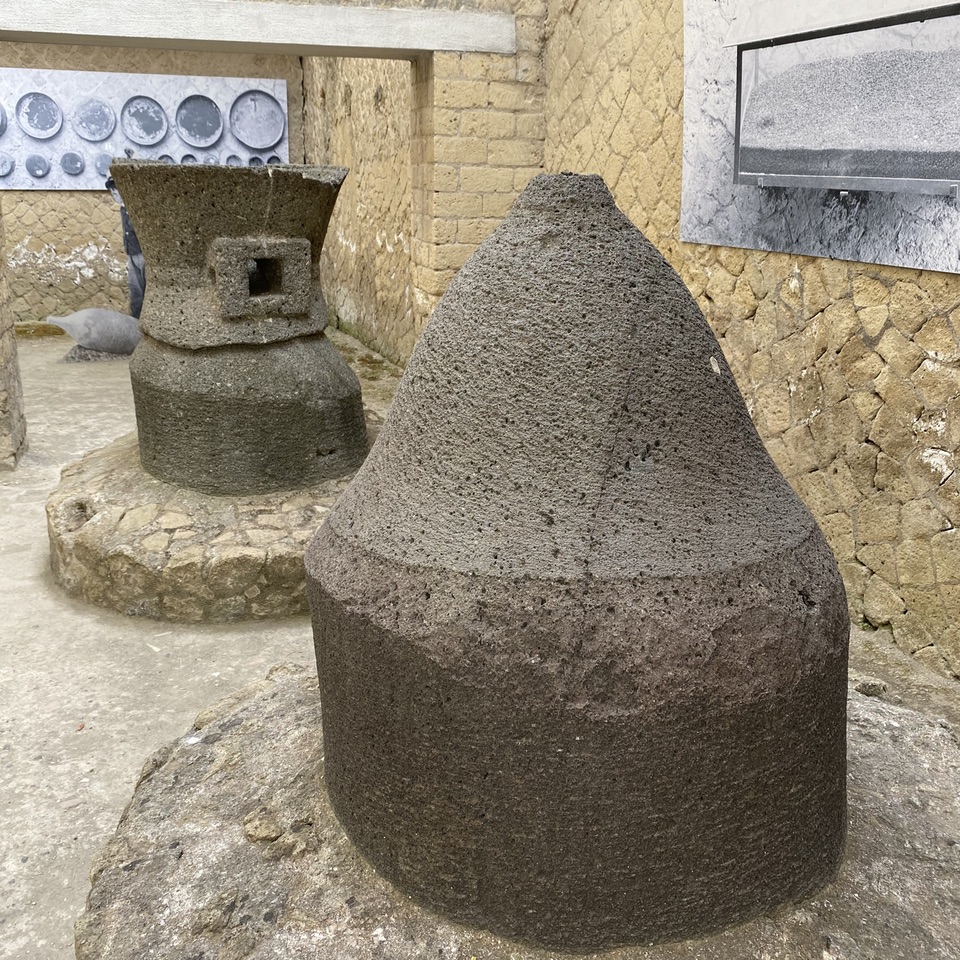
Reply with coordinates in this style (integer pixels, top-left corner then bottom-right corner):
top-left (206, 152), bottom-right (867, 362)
top-left (305, 174), bottom-right (848, 951)
top-left (63, 345), bottom-right (134, 363)
top-left (0, 40), bottom-right (306, 327)
top-left (74, 664), bottom-right (960, 960)
top-left (304, 57), bottom-right (416, 365)
top-left (542, 0), bottom-right (960, 677)
top-left (45, 330), bottom-right (399, 621)
top-left (0, 200), bottom-right (27, 468)
top-left (108, 160), bottom-right (369, 495)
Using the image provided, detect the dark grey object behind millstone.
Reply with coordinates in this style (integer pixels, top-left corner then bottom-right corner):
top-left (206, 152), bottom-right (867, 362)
top-left (305, 173), bottom-right (849, 952)
top-left (110, 161), bottom-right (368, 494)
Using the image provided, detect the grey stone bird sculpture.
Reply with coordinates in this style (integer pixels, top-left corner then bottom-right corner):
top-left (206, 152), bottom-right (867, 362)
top-left (47, 307), bottom-right (142, 356)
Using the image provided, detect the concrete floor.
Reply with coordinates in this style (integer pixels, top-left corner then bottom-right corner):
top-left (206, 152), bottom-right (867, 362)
top-left (1, 338), bottom-right (323, 960)
top-left (2, 336), bottom-right (958, 960)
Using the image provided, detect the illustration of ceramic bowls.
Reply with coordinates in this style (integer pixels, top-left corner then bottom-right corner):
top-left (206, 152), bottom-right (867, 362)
top-left (60, 152), bottom-right (85, 176)
top-left (17, 92), bottom-right (63, 139)
top-left (95, 152), bottom-right (114, 177)
top-left (121, 96), bottom-right (168, 146)
top-left (229, 90), bottom-right (285, 150)
top-left (175, 95), bottom-right (223, 148)
top-left (0, 104), bottom-right (6, 137)
top-left (0, 152), bottom-right (14, 177)
top-left (73, 98), bottom-right (116, 142)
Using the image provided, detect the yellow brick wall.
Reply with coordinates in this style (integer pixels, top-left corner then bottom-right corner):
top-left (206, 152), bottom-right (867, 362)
top-left (545, 0), bottom-right (960, 677)
top-left (0, 42), bottom-right (305, 326)
top-left (303, 56), bottom-right (415, 364)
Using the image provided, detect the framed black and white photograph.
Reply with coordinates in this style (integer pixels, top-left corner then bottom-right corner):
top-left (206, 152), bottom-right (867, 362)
top-left (682, 0), bottom-right (960, 273)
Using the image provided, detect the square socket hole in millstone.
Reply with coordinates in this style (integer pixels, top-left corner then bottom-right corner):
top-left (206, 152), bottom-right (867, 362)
top-left (212, 236), bottom-right (312, 320)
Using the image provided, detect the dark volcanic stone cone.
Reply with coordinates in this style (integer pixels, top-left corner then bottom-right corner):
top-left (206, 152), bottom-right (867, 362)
top-left (305, 174), bottom-right (848, 951)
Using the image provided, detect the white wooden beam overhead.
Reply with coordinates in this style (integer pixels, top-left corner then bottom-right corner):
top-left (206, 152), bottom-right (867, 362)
top-left (0, 0), bottom-right (516, 60)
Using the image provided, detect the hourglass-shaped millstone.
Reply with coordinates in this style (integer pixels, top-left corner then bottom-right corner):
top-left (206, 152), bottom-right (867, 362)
top-left (109, 161), bottom-right (368, 495)
top-left (305, 174), bottom-right (848, 951)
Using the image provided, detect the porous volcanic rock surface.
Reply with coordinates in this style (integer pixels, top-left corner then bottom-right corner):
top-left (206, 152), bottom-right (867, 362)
top-left (306, 173), bottom-right (849, 949)
top-left (74, 664), bottom-right (960, 960)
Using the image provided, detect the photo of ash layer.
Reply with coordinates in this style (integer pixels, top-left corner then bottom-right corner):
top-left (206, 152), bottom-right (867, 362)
top-left (740, 49), bottom-right (960, 182)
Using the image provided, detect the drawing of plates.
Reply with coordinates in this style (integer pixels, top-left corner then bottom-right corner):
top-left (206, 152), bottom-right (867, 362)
top-left (94, 152), bottom-right (114, 177)
top-left (181, 154), bottom-right (198, 164)
top-left (60, 152), bottom-right (85, 176)
top-left (158, 154), bottom-right (175, 164)
top-left (0, 104), bottom-right (6, 137)
top-left (248, 156), bottom-right (264, 167)
top-left (73, 98), bottom-right (116, 142)
top-left (175, 95), bottom-right (222, 148)
top-left (17, 92), bottom-right (63, 140)
top-left (26, 154), bottom-right (50, 178)
top-left (225, 154), bottom-right (243, 167)
top-left (121, 96), bottom-right (168, 146)
top-left (0, 152), bottom-right (14, 177)
top-left (229, 90), bottom-right (285, 150)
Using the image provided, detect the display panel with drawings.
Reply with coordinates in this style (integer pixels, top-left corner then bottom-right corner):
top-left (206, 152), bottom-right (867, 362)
top-left (0, 68), bottom-right (289, 190)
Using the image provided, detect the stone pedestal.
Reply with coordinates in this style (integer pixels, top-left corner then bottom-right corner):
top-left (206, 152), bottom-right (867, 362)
top-left (305, 175), bottom-right (849, 950)
top-left (44, 331), bottom-right (398, 622)
top-left (74, 664), bottom-right (960, 960)
top-left (110, 161), bottom-right (368, 495)
top-left (0, 205), bottom-right (27, 470)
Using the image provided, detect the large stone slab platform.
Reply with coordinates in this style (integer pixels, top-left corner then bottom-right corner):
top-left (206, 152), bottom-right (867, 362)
top-left (75, 663), bottom-right (960, 960)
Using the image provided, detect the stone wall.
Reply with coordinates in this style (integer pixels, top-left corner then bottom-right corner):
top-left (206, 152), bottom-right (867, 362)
top-left (0, 196), bottom-right (27, 468)
top-left (544, 0), bottom-right (960, 677)
top-left (0, 42), bottom-right (305, 326)
top-left (303, 0), bottom-right (547, 360)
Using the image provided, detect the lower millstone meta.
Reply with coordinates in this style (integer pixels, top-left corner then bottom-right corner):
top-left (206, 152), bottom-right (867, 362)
top-left (131, 333), bottom-right (368, 495)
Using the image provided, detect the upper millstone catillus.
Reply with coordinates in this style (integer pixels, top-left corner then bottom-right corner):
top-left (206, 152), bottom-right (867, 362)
top-left (306, 173), bottom-right (849, 951)
top-left (110, 161), bottom-right (368, 495)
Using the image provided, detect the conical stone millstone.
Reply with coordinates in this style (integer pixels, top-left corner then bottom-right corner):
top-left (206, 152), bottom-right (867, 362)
top-left (305, 173), bottom-right (848, 952)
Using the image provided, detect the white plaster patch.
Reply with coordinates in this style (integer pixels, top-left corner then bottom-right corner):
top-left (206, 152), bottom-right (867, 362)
top-left (920, 447), bottom-right (955, 483)
top-left (914, 410), bottom-right (947, 436)
top-left (8, 239), bottom-right (123, 286)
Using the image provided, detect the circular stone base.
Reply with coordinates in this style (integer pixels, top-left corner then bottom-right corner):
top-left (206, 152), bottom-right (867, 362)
top-left (75, 666), bottom-right (960, 960)
top-left (45, 432), bottom-right (373, 621)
